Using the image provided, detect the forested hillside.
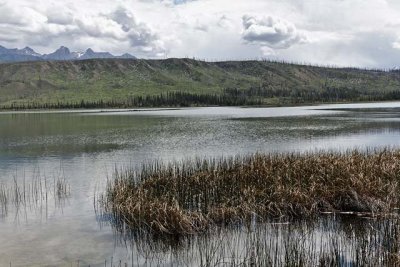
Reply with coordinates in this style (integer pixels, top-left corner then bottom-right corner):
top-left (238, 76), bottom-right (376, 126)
top-left (1, 58), bottom-right (400, 109)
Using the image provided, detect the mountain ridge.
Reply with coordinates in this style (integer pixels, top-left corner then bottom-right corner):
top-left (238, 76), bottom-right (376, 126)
top-left (1, 58), bottom-right (400, 109)
top-left (0, 45), bottom-right (136, 62)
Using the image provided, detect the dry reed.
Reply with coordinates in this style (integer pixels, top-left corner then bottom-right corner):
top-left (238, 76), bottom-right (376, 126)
top-left (100, 149), bottom-right (400, 235)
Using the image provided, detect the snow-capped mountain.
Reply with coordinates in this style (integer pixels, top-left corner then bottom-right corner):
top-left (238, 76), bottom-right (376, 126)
top-left (18, 47), bottom-right (41, 57)
top-left (0, 45), bottom-right (136, 63)
top-left (0, 45), bottom-right (42, 62)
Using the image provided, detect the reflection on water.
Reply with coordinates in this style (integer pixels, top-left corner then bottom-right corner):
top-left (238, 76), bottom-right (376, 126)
top-left (99, 215), bottom-right (400, 266)
top-left (1, 102), bottom-right (400, 265)
top-left (0, 167), bottom-right (70, 220)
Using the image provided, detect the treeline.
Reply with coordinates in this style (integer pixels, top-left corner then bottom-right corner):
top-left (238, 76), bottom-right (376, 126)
top-left (3, 87), bottom-right (400, 110)
top-left (0, 91), bottom-right (262, 110)
top-left (224, 87), bottom-right (400, 103)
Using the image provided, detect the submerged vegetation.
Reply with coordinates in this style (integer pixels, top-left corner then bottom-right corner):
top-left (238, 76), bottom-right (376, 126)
top-left (100, 149), bottom-right (400, 236)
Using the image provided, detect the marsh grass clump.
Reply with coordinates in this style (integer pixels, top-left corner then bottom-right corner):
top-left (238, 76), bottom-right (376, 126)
top-left (100, 149), bottom-right (400, 235)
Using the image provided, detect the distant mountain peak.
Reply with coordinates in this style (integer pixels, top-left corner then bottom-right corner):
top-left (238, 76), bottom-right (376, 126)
top-left (0, 44), bottom-right (137, 62)
top-left (120, 53), bottom-right (136, 59)
top-left (57, 46), bottom-right (70, 51)
top-left (20, 47), bottom-right (40, 56)
top-left (80, 48), bottom-right (115, 59)
top-left (43, 46), bottom-right (72, 60)
top-left (0, 45), bottom-right (9, 53)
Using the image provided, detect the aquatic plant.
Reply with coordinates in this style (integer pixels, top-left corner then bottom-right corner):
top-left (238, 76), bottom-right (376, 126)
top-left (0, 171), bottom-right (70, 218)
top-left (100, 149), bottom-right (400, 236)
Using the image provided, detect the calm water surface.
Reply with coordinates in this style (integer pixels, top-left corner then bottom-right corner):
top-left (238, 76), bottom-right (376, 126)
top-left (1, 102), bottom-right (400, 266)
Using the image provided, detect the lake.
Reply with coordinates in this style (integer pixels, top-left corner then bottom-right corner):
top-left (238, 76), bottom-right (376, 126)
top-left (1, 102), bottom-right (400, 266)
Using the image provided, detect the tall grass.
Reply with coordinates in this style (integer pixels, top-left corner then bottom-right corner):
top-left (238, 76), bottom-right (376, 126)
top-left (99, 149), bottom-right (400, 236)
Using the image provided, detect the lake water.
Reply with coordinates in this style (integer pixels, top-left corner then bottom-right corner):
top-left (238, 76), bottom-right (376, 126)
top-left (1, 102), bottom-right (400, 266)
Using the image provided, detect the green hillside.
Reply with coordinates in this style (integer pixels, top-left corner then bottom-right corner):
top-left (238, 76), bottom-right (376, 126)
top-left (1, 58), bottom-right (400, 109)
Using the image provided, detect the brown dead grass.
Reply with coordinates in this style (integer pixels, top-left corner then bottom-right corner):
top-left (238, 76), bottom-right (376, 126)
top-left (101, 149), bottom-right (400, 235)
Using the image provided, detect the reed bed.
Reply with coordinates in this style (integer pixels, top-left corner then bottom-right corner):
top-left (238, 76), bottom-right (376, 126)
top-left (100, 149), bottom-right (400, 236)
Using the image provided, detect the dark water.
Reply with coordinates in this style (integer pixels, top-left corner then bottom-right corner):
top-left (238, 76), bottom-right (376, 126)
top-left (1, 102), bottom-right (400, 266)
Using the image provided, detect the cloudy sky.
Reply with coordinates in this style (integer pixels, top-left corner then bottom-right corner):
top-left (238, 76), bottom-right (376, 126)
top-left (1, 0), bottom-right (400, 68)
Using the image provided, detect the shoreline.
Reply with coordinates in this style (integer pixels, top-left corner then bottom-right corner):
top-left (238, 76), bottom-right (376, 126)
top-left (1, 99), bottom-right (400, 114)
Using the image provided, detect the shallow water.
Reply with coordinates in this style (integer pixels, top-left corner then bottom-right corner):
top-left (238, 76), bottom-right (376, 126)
top-left (105, 215), bottom-right (399, 266)
top-left (1, 102), bottom-right (400, 266)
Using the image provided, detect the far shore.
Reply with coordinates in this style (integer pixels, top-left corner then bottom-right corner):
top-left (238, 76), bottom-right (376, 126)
top-left (1, 100), bottom-right (400, 114)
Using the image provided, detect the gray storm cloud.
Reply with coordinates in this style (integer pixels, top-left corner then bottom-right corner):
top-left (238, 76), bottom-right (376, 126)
top-left (242, 15), bottom-right (306, 49)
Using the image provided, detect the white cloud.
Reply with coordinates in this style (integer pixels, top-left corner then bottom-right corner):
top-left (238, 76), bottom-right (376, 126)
top-left (242, 15), bottom-right (307, 49)
top-left (260, 46), bottom-right (276, 56)
top-left (107, 7), bottom-right (166, 54)
top-left (46, 7), bottom-right (74, 25)
top-left (0, 2), bottom-right (166, 57)
top-left (217, 15), bottom-right (234, 29)
top-left (0, 0), bottom-right (400, 66)
top-left (0, 2), bottom-right (39, 26)
top-left (393, 38), bottom-right (400, 49)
